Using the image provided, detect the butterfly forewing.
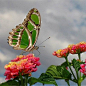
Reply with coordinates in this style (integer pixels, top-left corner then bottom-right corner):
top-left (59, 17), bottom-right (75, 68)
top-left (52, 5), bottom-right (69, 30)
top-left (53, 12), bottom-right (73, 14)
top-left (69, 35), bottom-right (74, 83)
top-left (8, 8), bottom-right (41, 52)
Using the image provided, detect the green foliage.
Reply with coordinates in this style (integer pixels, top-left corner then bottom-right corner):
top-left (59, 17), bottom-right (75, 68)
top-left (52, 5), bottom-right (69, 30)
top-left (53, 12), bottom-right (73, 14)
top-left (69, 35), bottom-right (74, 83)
top-left (72, 59), bottom-right (81, 71)
top-left (46, 65), bottom-right (61, 79)
top-left (0, 80), bottom-right (19, 86)
top-left (28, 65), bottom-right (72, 86)
top-left (46, 65), bottom-right (71, 80)
top-left (39, 73), bottom-right (57, 85)
top-left (82, 74), bottom-right (86, 81)
top-left (61, 61), bottom-right (72, 67)
top-left (28, 73), bottom-right (58, 86)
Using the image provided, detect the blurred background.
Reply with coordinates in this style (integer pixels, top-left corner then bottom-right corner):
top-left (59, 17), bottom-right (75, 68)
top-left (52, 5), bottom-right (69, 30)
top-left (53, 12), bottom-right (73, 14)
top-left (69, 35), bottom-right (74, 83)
top-left (0, 0), bottom-right (86, 86)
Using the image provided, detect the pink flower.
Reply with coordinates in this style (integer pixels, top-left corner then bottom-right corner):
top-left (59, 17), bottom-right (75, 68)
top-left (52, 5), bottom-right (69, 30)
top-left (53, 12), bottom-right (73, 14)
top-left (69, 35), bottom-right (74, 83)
top-left (68, 41), bottom-right (86, 54)
top-left (53, 48), bottom-right (69, 58)
top-left (80, 59), bottom-right (86, 75)
top-left (4, 54), bottom-right (41, 80)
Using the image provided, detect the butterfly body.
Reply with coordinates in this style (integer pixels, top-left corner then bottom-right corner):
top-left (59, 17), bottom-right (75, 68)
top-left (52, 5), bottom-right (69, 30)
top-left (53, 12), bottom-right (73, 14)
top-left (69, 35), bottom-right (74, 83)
top-left (8, 8), bottom-right (41, 52)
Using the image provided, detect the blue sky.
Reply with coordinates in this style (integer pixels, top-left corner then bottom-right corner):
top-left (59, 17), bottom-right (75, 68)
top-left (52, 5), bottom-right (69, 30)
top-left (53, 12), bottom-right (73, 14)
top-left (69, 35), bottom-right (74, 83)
top-left (0, 0), bottom-right (86, 86)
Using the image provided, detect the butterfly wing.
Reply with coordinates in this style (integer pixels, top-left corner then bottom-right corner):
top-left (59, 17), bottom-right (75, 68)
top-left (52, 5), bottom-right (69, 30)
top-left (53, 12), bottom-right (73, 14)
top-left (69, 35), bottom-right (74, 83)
top-left (8, 8), bottom-right (41, 52)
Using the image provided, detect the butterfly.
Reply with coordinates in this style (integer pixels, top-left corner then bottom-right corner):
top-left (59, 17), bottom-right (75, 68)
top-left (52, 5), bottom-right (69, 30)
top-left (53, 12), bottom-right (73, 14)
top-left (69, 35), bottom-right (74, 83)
top-left (8, 8), bottom-right (41, 52)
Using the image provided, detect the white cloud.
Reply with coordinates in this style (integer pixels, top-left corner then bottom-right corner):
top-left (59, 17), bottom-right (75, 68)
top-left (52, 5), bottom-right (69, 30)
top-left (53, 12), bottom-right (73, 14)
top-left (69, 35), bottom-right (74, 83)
top-left (45, 0), bottom-right (86, 29)
top-left (0, 50), bottom-right (15, 62)
top-left (0, 10), bottom-right (25, 35)
top-left (0, 52), bottom-right (9, 62)
top-left (0, 77), bottom-right (5, 83)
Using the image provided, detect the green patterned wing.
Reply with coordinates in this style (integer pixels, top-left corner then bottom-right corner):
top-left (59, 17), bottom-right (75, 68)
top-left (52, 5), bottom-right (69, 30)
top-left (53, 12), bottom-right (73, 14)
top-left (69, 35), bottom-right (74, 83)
top-left (8, 8), bottom-right (41, 52)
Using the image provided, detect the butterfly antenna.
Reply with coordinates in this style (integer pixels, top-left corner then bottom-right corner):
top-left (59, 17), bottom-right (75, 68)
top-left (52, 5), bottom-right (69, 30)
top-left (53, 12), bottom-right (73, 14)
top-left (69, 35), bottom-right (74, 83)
top-left (38, 46), bottom-right (45, 47)
top-left (38, 37), bottom-right (50, 46)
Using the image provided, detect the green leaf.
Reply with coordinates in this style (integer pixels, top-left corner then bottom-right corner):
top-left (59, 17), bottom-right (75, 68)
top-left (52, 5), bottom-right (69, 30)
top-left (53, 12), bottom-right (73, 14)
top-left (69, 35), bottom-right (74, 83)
top-left (0, 80), bottom-right (19, 86)
top-left (61, 61), bottom-right (68, 67)
top-left (46, 65), bottom-right (61, 79)
top-left (28, 73), bottom-right (58, 86)
top-left (61, 61), bottom-right (72, 67)
top-left (81, 74), bottom-right (86, 82)
top-left (28, 77), bottom-right (40, 85)
top-left (46, 65), bottom-right (71, 80)
top-left (56, 66), bottom-right (71, 79)
top-left (39, 73), bottom-right (58, 86)
top-left (72, 59), bottom-right (81, 71)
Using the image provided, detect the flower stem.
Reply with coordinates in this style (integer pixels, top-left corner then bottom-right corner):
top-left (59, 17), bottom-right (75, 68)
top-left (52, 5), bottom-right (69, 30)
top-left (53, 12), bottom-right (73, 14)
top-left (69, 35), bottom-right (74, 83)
top-left (65, 57), bottom-right (76, 80)
top-left (78, 53), bottom-right (81, 60)
top-left (76, 70), bottom-right (79, 80)
top-left (77, 53), bottom-right (81, 86)
top-left (19, 72), bottom-right (24, 86)
top-left (25, 75), bottom-right (28, 86)
top-left (78, 53), bottom-right (81, 78)
top-left (77, 80), bottom-right (81, 86)
top-left (65, 80), bottom-right (70, 86)
top-left (67, 82), bottom-right (70, 86)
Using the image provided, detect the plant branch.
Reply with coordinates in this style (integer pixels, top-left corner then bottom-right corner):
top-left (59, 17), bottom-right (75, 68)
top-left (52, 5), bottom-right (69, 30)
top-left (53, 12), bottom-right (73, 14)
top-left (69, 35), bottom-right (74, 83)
top-left (65, 57), bottom-right (76, 80)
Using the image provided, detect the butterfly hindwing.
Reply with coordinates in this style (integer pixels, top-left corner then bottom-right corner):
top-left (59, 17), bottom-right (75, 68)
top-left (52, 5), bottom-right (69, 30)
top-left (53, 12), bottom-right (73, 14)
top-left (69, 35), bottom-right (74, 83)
top-left (8, 8), bottom-right (41, 52)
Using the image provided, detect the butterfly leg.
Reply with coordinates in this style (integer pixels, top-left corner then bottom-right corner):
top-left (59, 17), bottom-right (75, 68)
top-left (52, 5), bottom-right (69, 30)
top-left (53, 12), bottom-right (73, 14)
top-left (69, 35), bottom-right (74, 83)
top-left (32, 51), bottom-right (33, 53)
top-left (20, 51), bottom-right (27, 55)
top-left (37, 50), bottom-right (40, 56)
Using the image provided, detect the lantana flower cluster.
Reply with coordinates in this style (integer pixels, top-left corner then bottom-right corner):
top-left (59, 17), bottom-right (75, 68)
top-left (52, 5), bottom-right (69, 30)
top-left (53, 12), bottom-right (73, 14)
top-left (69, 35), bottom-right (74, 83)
top-left (53, 41), bottom-right (86, 58)
top-left (4, 54), bottom-right (41, 80)
top-left (53, 48), bottom-right (69, 58)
